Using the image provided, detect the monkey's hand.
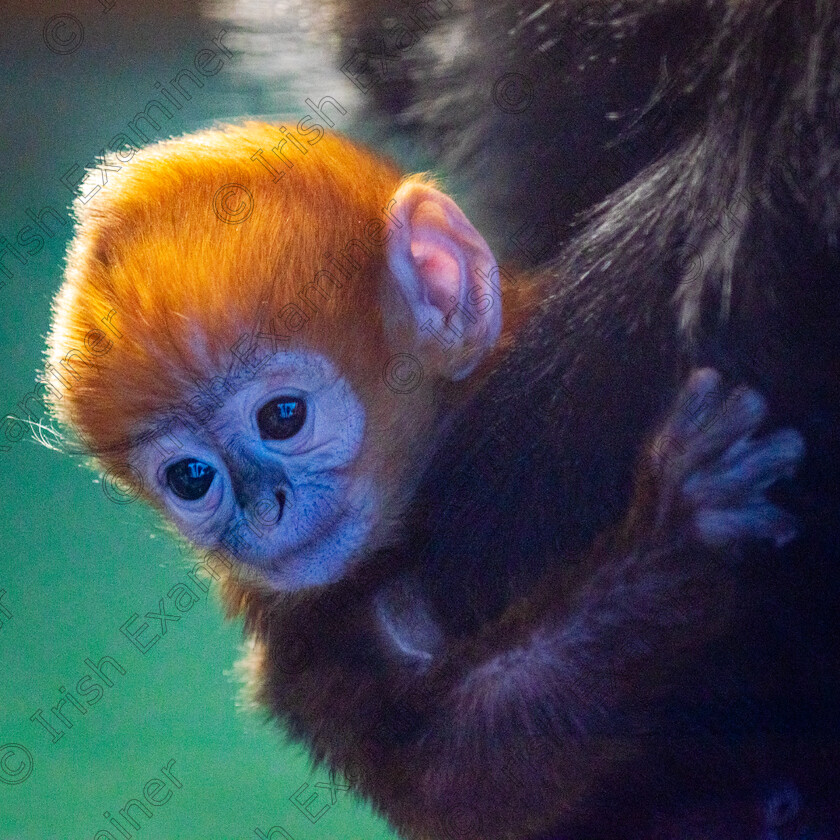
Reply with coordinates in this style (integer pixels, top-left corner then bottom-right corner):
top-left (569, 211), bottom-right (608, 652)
top-left (645, 368), bottom-right (804, 549)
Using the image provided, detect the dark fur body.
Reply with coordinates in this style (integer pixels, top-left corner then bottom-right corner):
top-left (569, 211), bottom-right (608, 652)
top-left (399, 0), bottom-right (840, 778)
top-left (225, 0), bottom-right (840, 836)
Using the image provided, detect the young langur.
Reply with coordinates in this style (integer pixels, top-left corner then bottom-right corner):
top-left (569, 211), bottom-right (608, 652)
top-left (46, 123), bottom-right (804, 840)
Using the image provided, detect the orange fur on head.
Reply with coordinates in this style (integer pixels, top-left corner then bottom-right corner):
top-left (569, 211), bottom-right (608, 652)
top-left (45, 123), bottom-right (420, 462)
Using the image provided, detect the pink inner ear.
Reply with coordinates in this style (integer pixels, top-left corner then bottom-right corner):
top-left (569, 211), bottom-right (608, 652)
top-left (410, 239), bottom-right (460, 310)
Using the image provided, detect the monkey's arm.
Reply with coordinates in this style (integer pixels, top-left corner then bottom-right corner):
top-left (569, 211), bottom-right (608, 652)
top-left (373, 370), bottom-right (802, 840)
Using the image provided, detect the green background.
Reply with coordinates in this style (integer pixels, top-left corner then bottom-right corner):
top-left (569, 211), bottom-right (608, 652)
top-left (0, 3), bottom-right (427, 837)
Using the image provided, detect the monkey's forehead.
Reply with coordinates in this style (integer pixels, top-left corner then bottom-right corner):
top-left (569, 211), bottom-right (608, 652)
top-left (128, 350), bottom-right (342, 446)
top-left (64, 121), bottom-right (403, 321)
top-left (47, 123), bottom-right (404, 455)
top-left (73, 125), bottom-right (398, 284)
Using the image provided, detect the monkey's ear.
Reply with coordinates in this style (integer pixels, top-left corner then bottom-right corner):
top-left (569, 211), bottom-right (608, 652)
top-left (386, 180), bottom-right (501, 379)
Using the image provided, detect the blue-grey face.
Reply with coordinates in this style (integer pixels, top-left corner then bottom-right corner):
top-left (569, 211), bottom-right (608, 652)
top-left (131, 351), bottom-right (379, 590)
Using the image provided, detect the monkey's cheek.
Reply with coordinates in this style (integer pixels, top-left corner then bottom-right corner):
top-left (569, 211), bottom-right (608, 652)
top-left (165, 492), bottom-right (235, 551)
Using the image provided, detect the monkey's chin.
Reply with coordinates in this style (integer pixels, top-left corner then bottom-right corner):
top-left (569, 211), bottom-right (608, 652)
top-left (251, 498), bottom-right (379, 592)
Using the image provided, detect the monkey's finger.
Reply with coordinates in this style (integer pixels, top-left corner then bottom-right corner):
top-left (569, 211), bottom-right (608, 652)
top-left (719, 427), bottom-right (804, 470)
top-left (674, 386), bottom-right (768, 472)
top-left (649, 369), bottom-right (724, 479)
top-left (683, 429), bottom-right (804, 505)
top-left (663, 368), bottom-right (723, 442)
top-left (694, 504), bottom-right (799, 548)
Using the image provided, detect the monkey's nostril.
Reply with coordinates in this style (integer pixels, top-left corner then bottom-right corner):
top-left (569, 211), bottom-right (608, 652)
top-left (251, 491), bottom-right (286, 527)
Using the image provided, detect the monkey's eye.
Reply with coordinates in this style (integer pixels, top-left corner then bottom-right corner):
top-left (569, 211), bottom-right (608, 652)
top-left (165, 458), bottom-right (217, 501)
top-left (257, 396), bottom-right (307, 440)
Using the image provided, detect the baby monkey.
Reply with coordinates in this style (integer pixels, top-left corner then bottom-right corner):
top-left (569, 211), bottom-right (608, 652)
top-left (46, 123), bottom-right (803, 840)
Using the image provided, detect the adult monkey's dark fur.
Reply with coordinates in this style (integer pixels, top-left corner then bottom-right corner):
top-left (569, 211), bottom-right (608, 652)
top-left (224, 0), bottom-right (840, 836)
top-left (330, 0), bottom-right (730, 261)
top-left (337, 0), bottom-right (840, 825)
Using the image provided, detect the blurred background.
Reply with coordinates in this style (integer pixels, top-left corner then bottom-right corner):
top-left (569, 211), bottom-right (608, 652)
top-left (0, 2), bottom-right (424, 837)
